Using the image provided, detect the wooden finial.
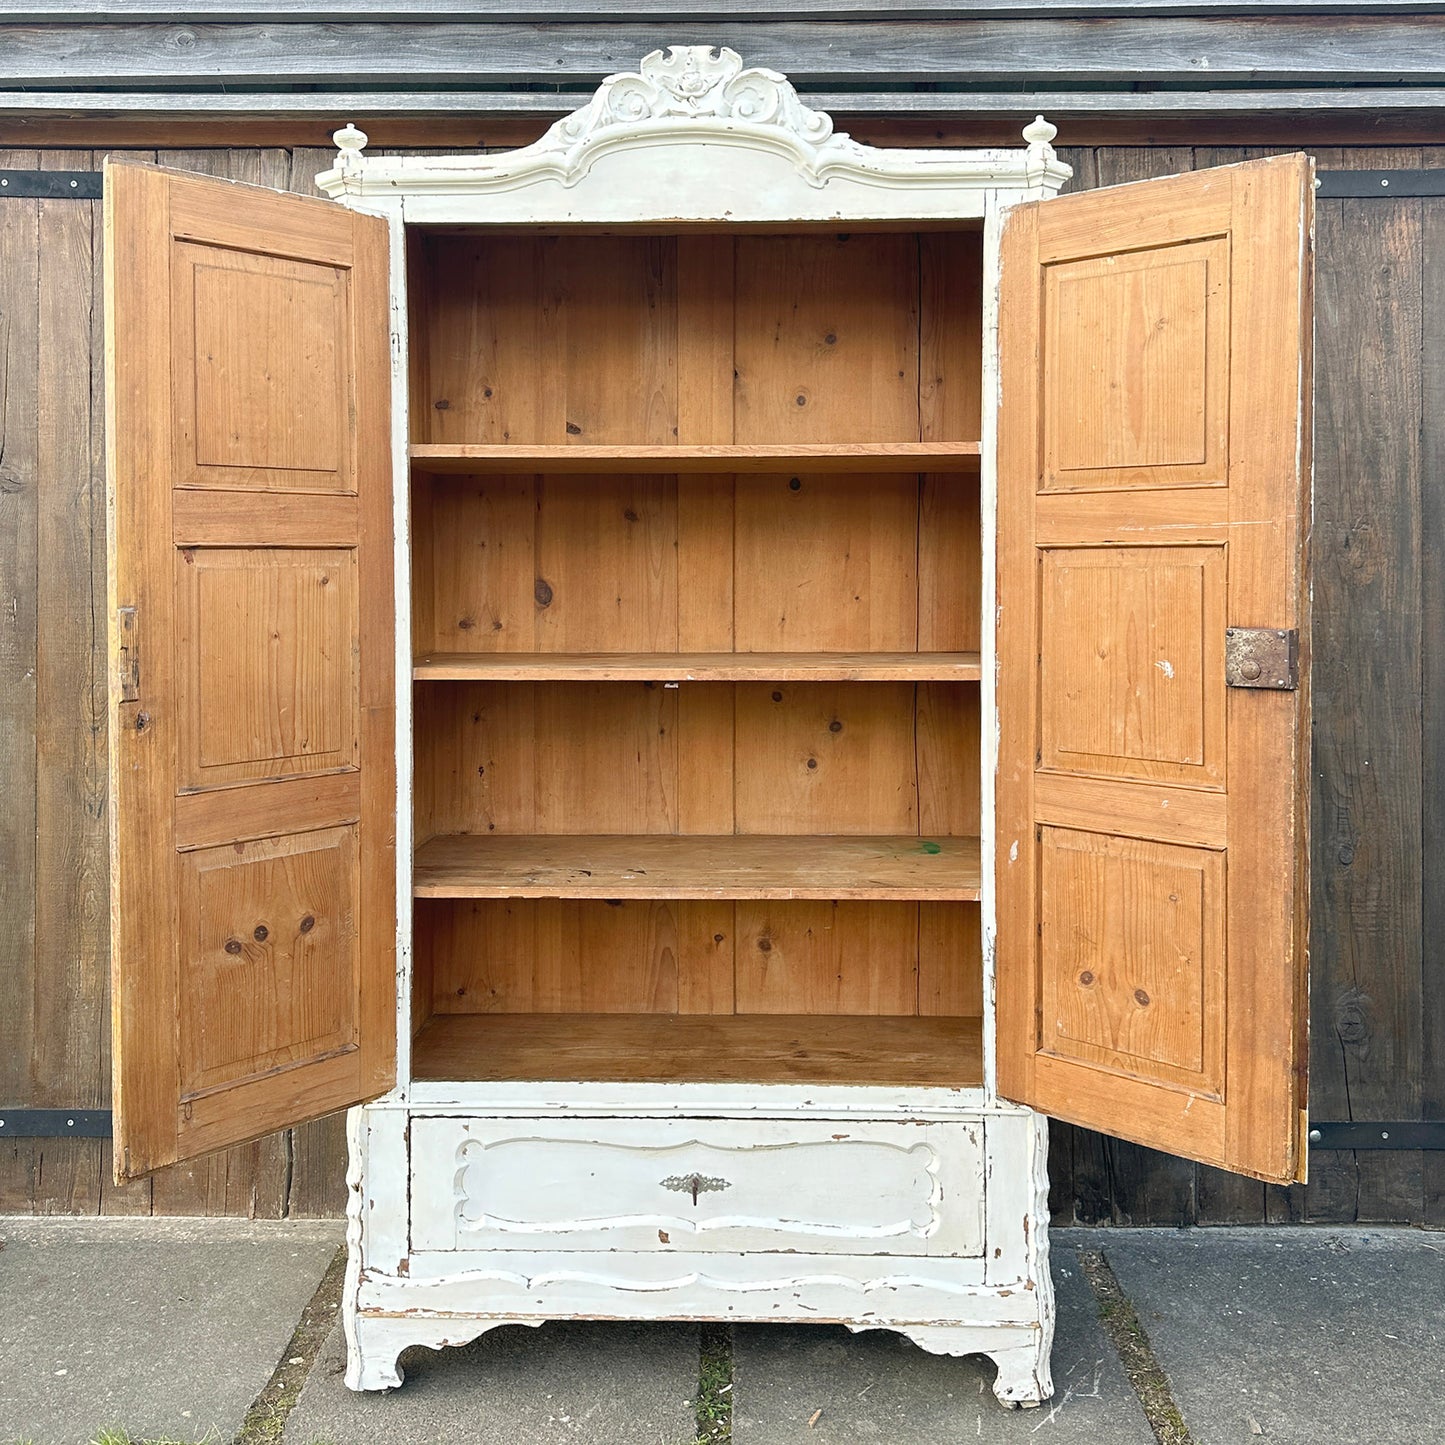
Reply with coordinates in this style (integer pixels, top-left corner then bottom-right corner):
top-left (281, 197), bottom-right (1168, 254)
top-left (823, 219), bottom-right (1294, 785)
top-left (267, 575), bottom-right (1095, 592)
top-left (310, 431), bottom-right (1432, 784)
top-left (333, 123), bottom-right (369, 169)
top-left (1022, 115), bottom-right (1058, 150)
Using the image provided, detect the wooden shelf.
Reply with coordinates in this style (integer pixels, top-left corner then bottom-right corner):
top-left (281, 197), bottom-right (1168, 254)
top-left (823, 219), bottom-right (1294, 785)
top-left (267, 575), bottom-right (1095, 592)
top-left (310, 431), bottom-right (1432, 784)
top-left (414, 833), bottom-right (982, 901)
top-left (410, 442), bottom-right (981, 475)
top-left (413, 651), bottom-right (982, 682)
top-left (411, 1012), bottom-right (983, 1088)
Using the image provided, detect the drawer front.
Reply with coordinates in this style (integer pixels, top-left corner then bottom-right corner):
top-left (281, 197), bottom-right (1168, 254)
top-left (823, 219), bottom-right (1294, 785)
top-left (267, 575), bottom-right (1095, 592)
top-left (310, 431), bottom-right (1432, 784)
top-left (409, 1117), bottom-right (984, 1257)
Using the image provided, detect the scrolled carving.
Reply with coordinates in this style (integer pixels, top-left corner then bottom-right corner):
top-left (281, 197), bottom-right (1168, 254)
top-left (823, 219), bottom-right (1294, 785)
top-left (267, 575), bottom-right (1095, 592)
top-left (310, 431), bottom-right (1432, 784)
top-left (548, 45), bottom-right (835, 153)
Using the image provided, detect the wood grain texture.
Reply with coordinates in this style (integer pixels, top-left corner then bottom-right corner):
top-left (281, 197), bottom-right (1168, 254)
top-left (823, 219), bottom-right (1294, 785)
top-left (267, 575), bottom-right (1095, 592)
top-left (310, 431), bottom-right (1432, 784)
top-left (410, 1012), bottom-right (984, 1087)
top-left (1423, 155), bottom-right (1445, 1231)
top-left (411, 443), bottom-right (981, 473)
top-left (1311, 156), bottom-right (1425, 1224)
top-left (415, 681), bottom-right (978, 843)
top-left (414, 833), bottom-right (981, 901)
top-left (106, 159), bottom-right (395, 1178)
top-left (0, 147), bottom-right (42, 1213)
top-left (1, 141), bottom-right (1436, 1227)
top-left (414, 652), bottom-right (982, 681)
top-left (6, 18), bottom-right (1445, 87)
top-left (997, 155), bottom-right (1312, 1184)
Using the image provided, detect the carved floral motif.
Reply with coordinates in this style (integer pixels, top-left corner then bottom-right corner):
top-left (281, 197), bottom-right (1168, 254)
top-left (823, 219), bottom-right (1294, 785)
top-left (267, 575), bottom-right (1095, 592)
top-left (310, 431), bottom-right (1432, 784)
top-left (549, 46), bottom-right (834, 150)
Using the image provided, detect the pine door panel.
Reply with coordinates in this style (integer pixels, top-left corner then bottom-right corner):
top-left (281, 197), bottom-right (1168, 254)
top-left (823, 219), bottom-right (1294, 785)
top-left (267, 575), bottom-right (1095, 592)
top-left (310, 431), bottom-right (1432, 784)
top-left (106, 162), bottom-right (395, 1178)
top-left (997, 156), bottom-right (1312, 1184)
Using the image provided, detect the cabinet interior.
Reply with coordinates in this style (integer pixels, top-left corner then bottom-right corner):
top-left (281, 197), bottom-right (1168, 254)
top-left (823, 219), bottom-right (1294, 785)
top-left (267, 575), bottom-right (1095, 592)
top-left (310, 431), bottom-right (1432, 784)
top-left (406, 225), bottom-right (988, 1087)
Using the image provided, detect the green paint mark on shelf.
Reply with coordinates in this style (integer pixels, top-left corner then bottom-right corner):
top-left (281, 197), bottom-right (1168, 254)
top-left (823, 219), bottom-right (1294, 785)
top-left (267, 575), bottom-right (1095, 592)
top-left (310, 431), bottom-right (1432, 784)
top-left (919, 841), bottom-right (942, 854)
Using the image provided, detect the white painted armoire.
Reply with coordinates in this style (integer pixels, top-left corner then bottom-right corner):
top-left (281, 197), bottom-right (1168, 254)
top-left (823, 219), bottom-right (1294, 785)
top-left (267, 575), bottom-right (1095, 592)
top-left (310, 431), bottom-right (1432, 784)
top-left (104, 46), bottom-right (1313, 1410)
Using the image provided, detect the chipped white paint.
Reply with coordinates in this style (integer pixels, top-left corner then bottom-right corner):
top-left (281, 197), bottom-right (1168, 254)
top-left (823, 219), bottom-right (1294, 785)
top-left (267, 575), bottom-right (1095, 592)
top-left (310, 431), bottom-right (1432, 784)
top-left (315, 43), bottom-right (1070, 225)
top-left (410, 1117), bottom-right (984, 1256)
top-left (1156, 658), bottom-right (1176, 678)
top-left (325, 48), bottom-right (1069, 1411)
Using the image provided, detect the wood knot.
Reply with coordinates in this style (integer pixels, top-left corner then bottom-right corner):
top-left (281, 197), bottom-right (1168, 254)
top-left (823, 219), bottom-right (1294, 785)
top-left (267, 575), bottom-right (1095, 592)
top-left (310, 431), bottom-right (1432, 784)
top-left (771, 690), bottom-right (783, 702)
top-left (828, 719), bottom-right (842, 733)
top-left (299, 915), bottom-right (316, 934)
top-left (1133, 988), bottom-right (1150, 1006)
top-left (806, 757), bottom-right (818, 769)
top-left (757, 936), bottom-right (772, 952)
top-left (1078, 970), bottom-right (1094, 986)
top-left (788, 477), bottom-right (802, 491)
top-left (433, 398), bottom-right (450, 410)
top-left (565, 421), bottom-right (582, 435)
top-left (534, 578), bottom-right (554, 608)
top-left (254, 925), bottom-right (269, 943)
top-left (224, 938), bottom-right (243, 956)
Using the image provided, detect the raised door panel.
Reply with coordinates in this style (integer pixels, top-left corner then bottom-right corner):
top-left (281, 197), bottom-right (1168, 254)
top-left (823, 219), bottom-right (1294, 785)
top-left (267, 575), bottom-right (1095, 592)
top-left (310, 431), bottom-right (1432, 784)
top-left (106, 162), bottom-right (395, 1177)
top-left (997, 156), bottom-right (1312, 1184)
top-left (172, 242), bottom-right (351, 491)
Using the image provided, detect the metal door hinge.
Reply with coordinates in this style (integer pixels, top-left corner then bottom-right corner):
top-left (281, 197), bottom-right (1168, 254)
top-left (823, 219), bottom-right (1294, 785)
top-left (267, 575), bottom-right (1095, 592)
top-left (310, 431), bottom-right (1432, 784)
top-left (117, 606), bottom-right (140, 702)
top-left (1225, 627), bottom-right (1298, 690)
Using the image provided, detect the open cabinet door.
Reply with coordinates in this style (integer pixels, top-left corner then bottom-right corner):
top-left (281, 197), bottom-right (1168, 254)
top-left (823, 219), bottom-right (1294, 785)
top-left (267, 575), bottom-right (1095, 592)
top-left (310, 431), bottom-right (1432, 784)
top-left (996, 155), bottom-right (1312, 1184)
top-left (105, 162), bottom-right (395, 1179)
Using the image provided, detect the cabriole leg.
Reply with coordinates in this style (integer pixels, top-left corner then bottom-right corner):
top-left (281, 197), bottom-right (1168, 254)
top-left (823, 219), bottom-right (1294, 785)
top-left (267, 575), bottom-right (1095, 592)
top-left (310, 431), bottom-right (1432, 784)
top-left (344, 1312), bottom-right (407, 1392)
top-left (987, 1338), bottom-right (1053, 1408)
top-left (898, 1326), bottom-right (1052, 1409)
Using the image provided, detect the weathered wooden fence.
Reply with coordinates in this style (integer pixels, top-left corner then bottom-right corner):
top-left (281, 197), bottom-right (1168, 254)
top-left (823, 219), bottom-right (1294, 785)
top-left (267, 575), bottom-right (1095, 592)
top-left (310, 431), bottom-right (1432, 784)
top-left (1, 138), bottom-right (1441, 1224)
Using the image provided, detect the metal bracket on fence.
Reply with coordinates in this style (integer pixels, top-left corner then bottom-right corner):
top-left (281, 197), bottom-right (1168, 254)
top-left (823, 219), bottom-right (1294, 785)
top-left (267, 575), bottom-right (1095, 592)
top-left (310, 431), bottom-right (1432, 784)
top-left (1316, 170), bottom-right (1445, 198)
top-left (0, 1109), bottom-right (113, 1138)
top-left (0, 170), bottom-right (103, 198)
top-left (1308, 1121), bottom-right (1445, 1150)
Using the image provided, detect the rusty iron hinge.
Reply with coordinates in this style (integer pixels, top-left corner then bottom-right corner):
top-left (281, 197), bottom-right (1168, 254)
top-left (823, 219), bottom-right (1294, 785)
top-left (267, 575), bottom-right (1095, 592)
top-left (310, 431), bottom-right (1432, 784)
top-left (1225, 627), bottom-right (1298, 690)
top-left (117, 606), bottom-right (140, 703)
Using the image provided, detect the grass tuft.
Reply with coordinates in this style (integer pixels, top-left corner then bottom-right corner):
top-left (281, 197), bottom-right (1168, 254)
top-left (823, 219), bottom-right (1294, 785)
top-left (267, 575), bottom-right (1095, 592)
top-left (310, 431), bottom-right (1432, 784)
top-left (693, 1323), bottom-right (734, 1445)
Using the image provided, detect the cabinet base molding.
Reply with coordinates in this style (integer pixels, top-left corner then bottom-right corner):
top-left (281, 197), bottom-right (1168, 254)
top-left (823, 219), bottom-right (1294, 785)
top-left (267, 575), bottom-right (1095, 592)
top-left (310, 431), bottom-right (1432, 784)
top-left (343, 1103), bottom-right (1056, 1408)
top-left (346, 1308), bottom-right (1050, 1407)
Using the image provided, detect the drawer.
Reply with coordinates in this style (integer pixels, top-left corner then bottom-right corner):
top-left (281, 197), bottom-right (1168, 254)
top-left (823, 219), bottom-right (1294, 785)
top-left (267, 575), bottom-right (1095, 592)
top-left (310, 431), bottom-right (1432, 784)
top-left (409, 1116), bottom-right (984, 1257)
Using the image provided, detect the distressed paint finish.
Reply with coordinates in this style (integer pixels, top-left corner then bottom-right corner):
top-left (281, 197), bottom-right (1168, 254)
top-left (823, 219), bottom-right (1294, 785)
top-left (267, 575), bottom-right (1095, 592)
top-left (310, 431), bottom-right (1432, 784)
top-left (323, 49), bottom-right (1065, 1410)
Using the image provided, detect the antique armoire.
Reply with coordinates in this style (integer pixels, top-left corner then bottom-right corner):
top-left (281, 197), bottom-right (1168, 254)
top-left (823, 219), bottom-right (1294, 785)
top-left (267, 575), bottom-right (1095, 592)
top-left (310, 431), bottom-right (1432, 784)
top-left (104, 47), bottom-right (1312, 1406)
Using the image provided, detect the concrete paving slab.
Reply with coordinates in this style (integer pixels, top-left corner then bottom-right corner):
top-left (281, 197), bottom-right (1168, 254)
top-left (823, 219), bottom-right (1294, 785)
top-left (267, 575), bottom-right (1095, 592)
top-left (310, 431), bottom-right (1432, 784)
top-left (0, 1216), bottom-right (341, 1445)
top-left (731, 1238), bottom-right (1156, 1443)
top-left (1101, 1226), bottom-right (1445, 1445)
top-left (282, 1316), bottom-right (699, 1445)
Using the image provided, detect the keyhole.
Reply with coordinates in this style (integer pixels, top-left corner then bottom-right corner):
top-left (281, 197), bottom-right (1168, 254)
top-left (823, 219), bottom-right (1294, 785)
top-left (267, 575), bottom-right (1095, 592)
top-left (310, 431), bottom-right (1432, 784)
top-left (691, 1178), bottom-right (700, 1206)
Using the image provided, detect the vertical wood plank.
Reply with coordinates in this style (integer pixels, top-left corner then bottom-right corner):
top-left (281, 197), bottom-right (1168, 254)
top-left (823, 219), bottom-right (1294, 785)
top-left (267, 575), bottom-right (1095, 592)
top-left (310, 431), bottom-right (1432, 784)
top-left (1418, 162), bottom-right (1445, 1230)
top-left (33, 150), bottom-right (109, 1217)
top-left (0, 147), bottom-right (41, 1212)
top-left (1311, 150), bottom-right (1424, 1224)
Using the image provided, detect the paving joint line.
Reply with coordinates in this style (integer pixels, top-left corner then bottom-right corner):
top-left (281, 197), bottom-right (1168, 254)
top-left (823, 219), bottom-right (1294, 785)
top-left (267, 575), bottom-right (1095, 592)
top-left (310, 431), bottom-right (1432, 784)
top-left (232, 1243), bottom-right (347, 1445)
top-left (1077, 1246), bottom-right (1195, 1445)
top-left (693, 1322), bottom-right (734, 1445)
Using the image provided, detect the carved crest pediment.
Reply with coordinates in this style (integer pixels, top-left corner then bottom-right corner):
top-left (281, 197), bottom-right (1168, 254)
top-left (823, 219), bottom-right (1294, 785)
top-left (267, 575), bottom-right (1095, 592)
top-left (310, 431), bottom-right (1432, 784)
top-left (551, 45), bottom-right (835, 150)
